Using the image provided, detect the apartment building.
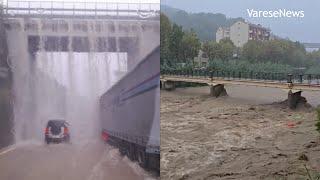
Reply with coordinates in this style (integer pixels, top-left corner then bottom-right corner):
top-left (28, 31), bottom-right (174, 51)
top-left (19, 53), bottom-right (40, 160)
top-left (193, 50), bottom-right (209, 67)
top-left (216, 27), bottom-right (230, 42)
top-left (216, 21), bottom-right (271, 47)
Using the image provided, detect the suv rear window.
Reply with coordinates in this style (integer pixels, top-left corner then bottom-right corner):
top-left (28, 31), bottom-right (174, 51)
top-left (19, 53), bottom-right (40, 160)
top-left (47, 120), bottom-right (66, 127)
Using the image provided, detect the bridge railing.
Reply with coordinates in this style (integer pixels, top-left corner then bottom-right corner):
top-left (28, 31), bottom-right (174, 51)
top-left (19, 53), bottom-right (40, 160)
top-left (161, 69), bottom-right (320, 85)
top-left (2, 0), bottom-right (160, 19)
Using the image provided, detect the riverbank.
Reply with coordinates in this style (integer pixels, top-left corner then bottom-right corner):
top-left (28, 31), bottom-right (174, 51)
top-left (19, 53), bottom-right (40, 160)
top-left (161, 86), bottom-right (320, 179)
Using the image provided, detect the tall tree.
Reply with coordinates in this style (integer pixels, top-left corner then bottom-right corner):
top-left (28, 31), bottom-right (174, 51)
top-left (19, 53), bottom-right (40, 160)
top-left (180, 30), bottom-right (201, 63)
top-left (169, 23), bottom-right (184, 63)
top-left (160, 13), bottom-right (172, 66)
top-left (202, 38), bottom-right (235, 60)
top-left (219, 38), bottom-right (235, 60)
top-left (241, 40), bottom-right (264, 63)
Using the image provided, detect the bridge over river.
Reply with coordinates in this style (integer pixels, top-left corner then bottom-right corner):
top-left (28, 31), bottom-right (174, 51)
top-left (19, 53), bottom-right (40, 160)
top-left (160, 69), bottom-right (320, 109)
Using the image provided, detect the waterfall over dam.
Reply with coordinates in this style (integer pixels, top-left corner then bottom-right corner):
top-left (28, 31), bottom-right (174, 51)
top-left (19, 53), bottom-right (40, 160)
top-left (4, 18), bottom-right (160, 143)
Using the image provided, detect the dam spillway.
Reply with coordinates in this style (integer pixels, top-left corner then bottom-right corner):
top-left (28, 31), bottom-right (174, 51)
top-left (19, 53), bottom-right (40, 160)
top-left (3, 8), bottom-right (160, 143)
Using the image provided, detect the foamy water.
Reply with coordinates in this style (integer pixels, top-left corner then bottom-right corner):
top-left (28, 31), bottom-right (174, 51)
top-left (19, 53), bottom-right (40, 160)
top-left (11, 51), bottom-right (127, 143)
top-left (4, 17), bottom-right (159, 144)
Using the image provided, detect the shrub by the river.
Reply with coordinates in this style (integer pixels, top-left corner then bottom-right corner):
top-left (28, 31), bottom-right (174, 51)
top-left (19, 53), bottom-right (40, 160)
top-left (316, 107), bottom-right (320, 133)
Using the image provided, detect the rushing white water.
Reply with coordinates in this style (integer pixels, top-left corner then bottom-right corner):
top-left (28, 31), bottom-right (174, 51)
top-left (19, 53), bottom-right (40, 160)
top-left (5, 17), bottom-right (159, 144)
top-left (13, 51), bottom-right (127, 143)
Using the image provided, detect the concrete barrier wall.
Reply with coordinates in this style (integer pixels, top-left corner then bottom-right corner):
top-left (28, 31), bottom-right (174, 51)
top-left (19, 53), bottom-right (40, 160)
top-left (0, 6), bottom-right (14, 149)
top-left (5, 18), bottom-right (160, 71)
top-left (3, 16), bottom-right (159, 143)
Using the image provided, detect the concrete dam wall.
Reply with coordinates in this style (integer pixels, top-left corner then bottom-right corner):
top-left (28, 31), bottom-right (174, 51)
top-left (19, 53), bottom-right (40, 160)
top-left (4, 17), bottom-right (159, 143)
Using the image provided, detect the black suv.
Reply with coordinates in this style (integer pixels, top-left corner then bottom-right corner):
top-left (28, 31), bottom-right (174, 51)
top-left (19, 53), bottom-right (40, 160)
top-left (45, 120), bottom-right (70, 144)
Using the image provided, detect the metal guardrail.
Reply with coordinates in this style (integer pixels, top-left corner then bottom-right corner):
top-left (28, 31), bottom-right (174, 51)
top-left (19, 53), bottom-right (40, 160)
top-left (161, 69), bottom-right (320, 86)
top-left (103, 129), bottom-right (149, 146)
top-left (2, 0), bottom-right (160, 19)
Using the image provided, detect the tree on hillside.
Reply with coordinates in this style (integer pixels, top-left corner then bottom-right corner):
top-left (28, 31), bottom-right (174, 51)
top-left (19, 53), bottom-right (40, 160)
top-left (308, 49), bottom-right (320, 63)
top-left (202, 38), bottom-right (235, 60)
top-left (180, 30), bottom-right (201, 63)
top-left (241, 39), bottom-right (308, 67)
top-left (161, 5), bottom-right (244, 41)
top-left (219, 39), bottom-right (235, 60)
top-left (160, 13), bottom-right (202, 68)
top-left (262, 40), bottom-right (285, 64)
top-left (160, 13), bottom-right (172, 66)
top-left (241, 40), bottom-right (264, 63)
top-left (306, 49), bottom-right (320, 73)
top-left (169, 23), bottom-right (184, 63)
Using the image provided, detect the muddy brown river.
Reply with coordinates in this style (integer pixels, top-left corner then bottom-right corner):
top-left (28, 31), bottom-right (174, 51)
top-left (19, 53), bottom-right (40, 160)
top-left (161, 85), bottom-right (320, 180)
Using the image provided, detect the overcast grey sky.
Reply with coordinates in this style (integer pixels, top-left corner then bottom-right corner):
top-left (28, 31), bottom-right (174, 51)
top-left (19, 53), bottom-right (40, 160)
top-left (162, 0), bottom-right (320, 43)
top-left (3, 0), bottom-right (159, 3)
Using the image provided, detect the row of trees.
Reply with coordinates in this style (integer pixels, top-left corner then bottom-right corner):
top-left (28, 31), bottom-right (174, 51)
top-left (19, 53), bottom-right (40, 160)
top-left (160, 13), bottom-right (201, 67)
top-left (202, 39), bottom-right (320, 73)
top-left (202, 38), bottom-right (316, 67)
top-left (161, 13), bottom-right (320, 73)
top-left (306, 50), bottom-right (320, 74)
top-left (241, 40), bottom-right (309, 67)
top-left (202, 39), bottom-right (235, 60)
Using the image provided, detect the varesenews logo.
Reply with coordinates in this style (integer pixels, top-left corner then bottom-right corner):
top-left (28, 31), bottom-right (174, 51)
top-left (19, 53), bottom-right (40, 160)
top-left (247, 9), bottom-right (304, 18)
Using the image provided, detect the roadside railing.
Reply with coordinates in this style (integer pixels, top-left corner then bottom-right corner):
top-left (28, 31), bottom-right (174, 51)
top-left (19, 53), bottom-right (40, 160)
top-left (103, 129), bottom-right (150, 147)
top-left (2, 0), bottom-right (160, 19)
top-left (161, 69), bottom-right (320, 85)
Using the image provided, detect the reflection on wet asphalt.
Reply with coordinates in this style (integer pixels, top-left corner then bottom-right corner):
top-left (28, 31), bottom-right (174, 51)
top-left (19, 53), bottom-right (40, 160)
top-left (0, 140), bottom-right (154, 180)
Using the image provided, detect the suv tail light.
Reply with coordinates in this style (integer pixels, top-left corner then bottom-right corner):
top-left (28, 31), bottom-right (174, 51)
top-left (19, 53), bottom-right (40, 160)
top-left (101, 131), bottom-right (109, 141)
top-left (45, 128), bottom-right (49, 135)
top-left (63, 127), bottom-right (69, 135)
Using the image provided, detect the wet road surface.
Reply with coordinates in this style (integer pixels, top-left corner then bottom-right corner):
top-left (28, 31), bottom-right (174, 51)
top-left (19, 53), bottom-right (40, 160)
top-left (0, 140), bottom-right (154, 180)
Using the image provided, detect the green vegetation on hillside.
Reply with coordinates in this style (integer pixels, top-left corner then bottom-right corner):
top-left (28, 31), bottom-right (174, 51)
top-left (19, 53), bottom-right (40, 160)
top-left (201, 38), bottom-right (320, 73)
top-left (202, 39), bottom-right (235, 60)
top-left (160, 13), bottom-right (320, 74)
top-left (207, 59), bottom-right (293, 74)
top-left (307, 50), bottom-right (320, 74)
top-left (161, 5), bottom-right (243, 41)
top-left (161, 13), bottom-right (201, 68)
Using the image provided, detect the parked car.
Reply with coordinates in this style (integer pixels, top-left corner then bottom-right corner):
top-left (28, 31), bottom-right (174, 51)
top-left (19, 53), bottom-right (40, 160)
top-left (45, 120), bottom-right (70, 144)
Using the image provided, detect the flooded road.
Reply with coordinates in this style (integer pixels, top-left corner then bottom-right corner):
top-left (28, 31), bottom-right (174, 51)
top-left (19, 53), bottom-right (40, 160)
top-left (161, 85), bottom-right (320, 179)
top-left (0, 141), bottom-right (155, 180)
